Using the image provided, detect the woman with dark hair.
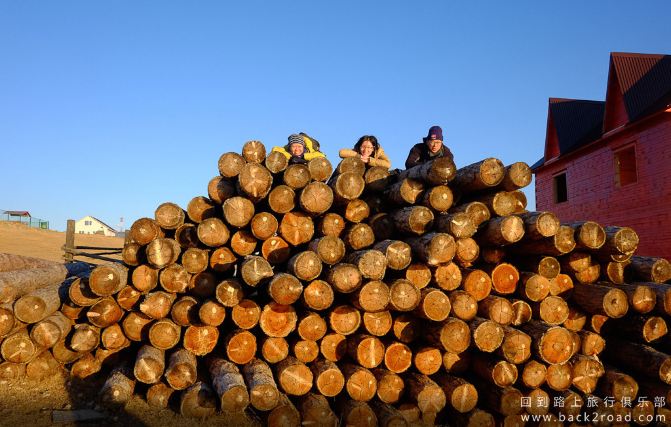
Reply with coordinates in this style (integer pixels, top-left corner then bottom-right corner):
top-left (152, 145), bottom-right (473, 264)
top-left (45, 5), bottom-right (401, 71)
top-left (339, 135), bottom-right (391, 169)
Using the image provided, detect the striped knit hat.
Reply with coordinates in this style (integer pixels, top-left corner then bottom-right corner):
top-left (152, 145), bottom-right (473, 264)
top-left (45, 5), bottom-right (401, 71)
top-left (288, 134), bottom-right (306, 147)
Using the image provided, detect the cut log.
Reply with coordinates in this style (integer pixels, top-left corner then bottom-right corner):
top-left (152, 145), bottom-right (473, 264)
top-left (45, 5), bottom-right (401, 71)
top-left (388, 279), bottom-right (421, 312)
top-left (122, 311), bottom-right (152, 341)
top-left (517, 256), bottom-right (560, 280)
top-left (571, 282), bottom-right (629, 318)
top-left (302, 279), bottom-right (334, 311)
top-left (268, 273), bottom-right (303, 306)
top-left (433, 262), bottom-right (462, 291)
top-left (288, 250), bottom-right (322, 281)
top-left (404, 263), bottom-right (431, 289)
top-left (146, 238), bottom-right (181, 269)
top-left (261, 236), bottom-right (291, 264)
top-left (139, 291), bottom-right (175, 320)
top-left (231, 299), bottom-right (261, 330)
top-left (407, 232), bottom-right (456, 266)
top-left (372, 240), bottom-right (411, 271)
top-left (570, 354), bottom-right (605, 394)
top-left (451, 201), bottom-right (491, 227)
top-left (476, 215), bottom-right (525, 246)
top-left (86, 296), bottom-right (123, 328)
top-left (131, 264), bottom-right (158, 293)
top-left (384, 178), bottom-right (425, 205)
top-left (337, 399), bottom-right (377, 427)
top-left (31, 311), bottom-right (72, 348)
top-left (29, 350), bottom-right (64, 380)
top-left (260, 302), bottom-right (297, 338)
top-left (516, 273), bottom-right (551, 302)
top-left (175, 223), bottom-right (199, 248)
top-left (157, 264), bottom-right (189, 294)
top-left (308, 236), bottom-right (346, 265)
top-left (602, 314), bottom-right (667, 343)
top-left (420, 184), bottom-right (454, 213)
top-left (182, 247), bottom-right (210, 274)
top-left (121, 243), bottom-right (142, 266)
top-left (397, 156), bottom-right (457, 185)
top-left (206, 358), bottom-right (250, 412)
top-left (521, 360), bottom-right (547, 388)
top-left (511, 225), bottom-right (576, 256)
top-left (261, 337), bottom-right (290, 364)
top-left (214, 278), bottom-right (244, 308)
top-left (225, 329), bottom-right (257, 365)
top-left (89, 263), bottom-right (129, 297)
top-left (68, 277), bottom-right (100, 307)
top-left (330, 171), bottom-right (365, 202)
top-left (362, 311), bottom-right (393, 337)
top-left (265, 150), bottom-right (289, 174)
top-left (268, 184), bottom-right (296, 214)
top-left (425, 318), bottom-right (471, 354)
top-left (472, 353), bottom-right (518, 387)
top-left (148, 318), bottom-right (181, 350)
top-left (320, 333), bottom-right (347, 362)
top-left (284, 163), bottom-right (312, 189)
top-left (182, 325), bottom-right (218, 356)
top-left (292, 339), bottom-right (320, 363)
top-left (462, 269), bottom-right (492, 301)
top-left (207, 176), bottom-right (236, 205)
top-left (448, 290), bottom-right (478, 321)
top-left (369, 401), bottom-right (406, 427)
top-left (413, 345), bottom-right (442, 375)
top-left (196, 218), bottom-right (230, 248)
top-left (499, 161), bottom-right (532, 190)
top-left (280, 211), bottom-right (315, 246)
top-left (326, 263), bottom-right (363, 294)
top-left (186, 196), bottom-right (216, 224)
top-left (329, 305), bottom-right (361, 336)
top-left (612, 282), bottom-right (658, 314)
top-left (347, 250), bottom-right (387, 280)
top-left (531, 295), bottom-right (569, 325)
top-left (170, 296), bottom-right (198, 327)
top-left (404, 372), bottom-right (446, 414)
top-left (243, 358), bottom-right (280, 411)
top-left (250, 212), bottom-right (279, 241)
top-left (454, 237), bottom-right (480, 267)
top-left (363, 166), bottom-right (390, 193)
top-left (548, 273), bottom-right (573, 297)
top-left (390, 206), bottom-right (434, 236)
top-left (218, 152), bottom-right (246, 177)
top-left (343, 363), bottom-right (377, 402)
top-left (566, 221), bottom-right (606, 250)
top-left (275, 356), bottom-right (313, 396)
top-left (130, 217), bottom-right (164, 246)
top-left (13, 282), bottom-right (61, 324)
top-left (267, 393), bottom-right (301, 427)
top-left (347, 334), bottom-right (385, 369)
top-left (154, 202), bottom-right (186, 230)
top-left (318, 212), bottom-right (346, 237)
top-left (368, 213), bottom-right (395, 241)
top-left (238, 163), bottom-right (273, 201)
top-left (101, 323), bottom-right (128, 350)
top-left (452, 158), bottom-right (505, 192)
top-left (134, 345), bottom-right (165, 384)
top-left (344, 223), bottom-right (376, 250)
top-left (510, 299), bottom-right (532, 325)
top-left (371, 368), bottom-right (404, 404)
top-left (240, 256), bottom-right (274, 287)
top-left (351, 280), bottom-right (390, 313)
top-left (69, 323), bottom-right (100, 353)
top-left (180, 381), bottom-right (217, 418)
top-left (223, 196), bottom-right (255, 228)
top-left (485, 263), bottom-right (520, 295)
top-left (470, 317), bottom-right (505, 352)
top-left (308, 157), bottom-right (333, 182)
top-left (629, 256), bottom-right (671, 283)
top-left (1, 328), bottom-right (39, 363)
top-left (519, 321), bottom-right (575, 364)
top-left (602, 260), bottom-right (629, 284)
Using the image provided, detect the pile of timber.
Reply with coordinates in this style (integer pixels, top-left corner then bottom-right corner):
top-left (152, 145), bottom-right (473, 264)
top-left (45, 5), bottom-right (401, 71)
top-left (3, 140), bottom-right (671, 426)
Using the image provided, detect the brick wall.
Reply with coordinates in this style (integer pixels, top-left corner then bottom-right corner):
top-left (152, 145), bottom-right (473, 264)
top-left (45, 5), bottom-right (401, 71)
top-left (535, 114), bottom-right (671, 259)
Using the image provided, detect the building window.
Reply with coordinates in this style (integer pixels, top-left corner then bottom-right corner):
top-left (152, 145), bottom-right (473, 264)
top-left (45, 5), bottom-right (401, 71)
top-left (85, 220), bottom-right (92, 226)
top-left (554, 172), bottom-right (568, 203)
top-left (615, 145), bottom-right (637, 186)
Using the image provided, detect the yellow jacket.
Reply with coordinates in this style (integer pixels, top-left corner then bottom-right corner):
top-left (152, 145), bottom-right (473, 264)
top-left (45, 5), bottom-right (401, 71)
top-left (272, 134), bottom-right (326, 160)
top-left (338, 146), bottom-right (391, 169)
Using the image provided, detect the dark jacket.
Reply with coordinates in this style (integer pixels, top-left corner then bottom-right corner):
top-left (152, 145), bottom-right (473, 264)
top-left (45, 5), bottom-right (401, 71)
top-left (404, 142), bottom-right (454, 169)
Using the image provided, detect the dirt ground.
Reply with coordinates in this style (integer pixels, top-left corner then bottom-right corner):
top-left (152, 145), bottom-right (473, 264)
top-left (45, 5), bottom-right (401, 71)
top-left (0, 222), bottom-right (258, 426)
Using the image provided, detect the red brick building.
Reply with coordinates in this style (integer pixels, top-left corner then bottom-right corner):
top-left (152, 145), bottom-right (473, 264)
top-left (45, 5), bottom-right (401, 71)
top-left (532, 52), bottom-right (671, 259)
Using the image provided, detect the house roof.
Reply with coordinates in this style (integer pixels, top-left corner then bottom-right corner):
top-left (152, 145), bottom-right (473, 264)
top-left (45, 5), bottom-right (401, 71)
top-left (549, 98), bottom-right (605, 156)
top-left (611, 52), bottom-right (671, 121)
top-left (82, 216), bottom-right (116, 232)
top-left (3, 210), bottom-right (31, 217)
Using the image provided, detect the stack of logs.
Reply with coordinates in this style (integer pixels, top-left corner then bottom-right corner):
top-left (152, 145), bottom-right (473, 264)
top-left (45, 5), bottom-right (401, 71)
top-left (3, 139), bottom-right (671, 426)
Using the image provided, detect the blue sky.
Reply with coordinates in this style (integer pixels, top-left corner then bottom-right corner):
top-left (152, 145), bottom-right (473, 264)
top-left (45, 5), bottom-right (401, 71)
top-left (1, 1), bottom-right (669, 231)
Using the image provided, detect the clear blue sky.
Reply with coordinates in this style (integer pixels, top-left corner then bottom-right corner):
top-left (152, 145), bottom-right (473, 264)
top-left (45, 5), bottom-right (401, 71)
top-left (1, 1), bottom-right (669, 231)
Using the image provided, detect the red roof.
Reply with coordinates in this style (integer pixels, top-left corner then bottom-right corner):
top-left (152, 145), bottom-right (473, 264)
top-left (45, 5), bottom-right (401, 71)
top-left (3, 211), bottom-right (31, 217)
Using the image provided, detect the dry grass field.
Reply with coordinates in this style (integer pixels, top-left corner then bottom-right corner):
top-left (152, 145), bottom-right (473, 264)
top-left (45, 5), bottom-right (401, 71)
top-left (0, 222), bottom-right (256, 426)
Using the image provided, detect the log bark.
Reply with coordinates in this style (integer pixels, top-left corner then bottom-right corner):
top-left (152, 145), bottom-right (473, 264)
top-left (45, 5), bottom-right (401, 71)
top-left (472, 353), bottom-right (518, 387)
top-left (337, 399), bottom-right (377, 427)
top-left (134, 345), bottom-right (165, 384)
top-left (206, 357), bottom-right (250, 411)
top-left (368, 213), bottom-right (395, 241)
top-left (260, 302), bottom-right (297, 338)
top-left (100, 366), bottom-right (136, 407)
top-left (299, 393), bottom-right (338, 427)
top-left (369, 401), bottom-right (406, 427)
top-left (629, 256), bottom-right (671, 283)
top-left (603, 314), bottom-right (667, 343)
top-left (511, 225), bottom-right (576, 256)
top-left (243, 358), bottom-right (280, 411)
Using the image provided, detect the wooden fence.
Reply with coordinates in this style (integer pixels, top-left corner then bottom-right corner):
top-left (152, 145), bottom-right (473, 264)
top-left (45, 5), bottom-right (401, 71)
top-left (62, 219), bottom-right (123, 264)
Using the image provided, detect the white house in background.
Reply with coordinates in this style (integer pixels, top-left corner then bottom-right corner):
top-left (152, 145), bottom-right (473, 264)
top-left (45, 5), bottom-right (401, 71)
top-left (75, 216), bottom-right (117, 237)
